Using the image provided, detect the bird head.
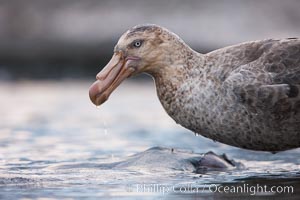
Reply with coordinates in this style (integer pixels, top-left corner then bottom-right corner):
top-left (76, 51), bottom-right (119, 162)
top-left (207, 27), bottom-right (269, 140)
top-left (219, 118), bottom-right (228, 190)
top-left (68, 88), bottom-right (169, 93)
top-left (89, 24), bottom-right (180, 106)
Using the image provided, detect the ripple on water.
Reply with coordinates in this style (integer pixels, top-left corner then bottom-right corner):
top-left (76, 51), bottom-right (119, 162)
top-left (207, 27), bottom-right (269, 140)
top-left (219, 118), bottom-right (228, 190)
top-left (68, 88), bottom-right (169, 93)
top-left (0, 81), bottom-right (299, 199)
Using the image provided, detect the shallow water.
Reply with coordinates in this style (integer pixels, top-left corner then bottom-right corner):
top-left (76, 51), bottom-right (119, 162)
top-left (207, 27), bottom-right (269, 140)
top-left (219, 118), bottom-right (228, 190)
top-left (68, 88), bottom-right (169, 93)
top-left (0, 80), bottom-right (299, 199)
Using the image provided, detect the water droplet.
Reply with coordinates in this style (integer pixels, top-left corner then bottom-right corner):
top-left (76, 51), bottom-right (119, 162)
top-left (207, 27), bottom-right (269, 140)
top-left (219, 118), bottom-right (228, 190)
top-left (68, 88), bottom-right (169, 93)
top-left (103, 121), bottom-right (108, 135)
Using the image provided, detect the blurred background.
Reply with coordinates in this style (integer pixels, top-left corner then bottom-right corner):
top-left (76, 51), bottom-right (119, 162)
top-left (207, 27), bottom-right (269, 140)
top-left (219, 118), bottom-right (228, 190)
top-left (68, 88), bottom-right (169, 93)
top-left (1, 1), bottom-right (300, 199)
top-left (1, 0), bottom-right (300, 80)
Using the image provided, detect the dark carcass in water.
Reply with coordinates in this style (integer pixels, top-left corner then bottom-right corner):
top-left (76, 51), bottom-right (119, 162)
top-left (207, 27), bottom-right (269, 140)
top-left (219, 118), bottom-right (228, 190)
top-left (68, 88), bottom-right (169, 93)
top-left (51, 146), bottom-right (244, 174)
top-left (114, 147), bottom-right (244, 173)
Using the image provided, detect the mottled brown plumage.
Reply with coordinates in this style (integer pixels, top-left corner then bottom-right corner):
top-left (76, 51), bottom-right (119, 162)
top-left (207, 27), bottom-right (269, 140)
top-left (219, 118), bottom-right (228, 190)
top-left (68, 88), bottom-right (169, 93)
top-left (89, 24), bottom-right (300, 151)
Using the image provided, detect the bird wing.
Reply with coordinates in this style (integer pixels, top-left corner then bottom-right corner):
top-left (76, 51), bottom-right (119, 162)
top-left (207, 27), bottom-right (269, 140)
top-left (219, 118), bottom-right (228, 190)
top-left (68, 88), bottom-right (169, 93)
top-left (224, 38), bottom-right (300, 115)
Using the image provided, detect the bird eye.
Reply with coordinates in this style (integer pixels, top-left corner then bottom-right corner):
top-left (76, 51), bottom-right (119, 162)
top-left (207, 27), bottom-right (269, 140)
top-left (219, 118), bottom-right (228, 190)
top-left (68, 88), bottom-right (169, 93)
top-left (132, 40), bottom-right (143, 48)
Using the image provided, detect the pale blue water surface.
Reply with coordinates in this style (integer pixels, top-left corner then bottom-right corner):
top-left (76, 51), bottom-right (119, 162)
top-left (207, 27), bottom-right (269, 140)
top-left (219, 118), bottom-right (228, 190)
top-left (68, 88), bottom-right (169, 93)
top-left (0, 80), bottom-right (299, 199)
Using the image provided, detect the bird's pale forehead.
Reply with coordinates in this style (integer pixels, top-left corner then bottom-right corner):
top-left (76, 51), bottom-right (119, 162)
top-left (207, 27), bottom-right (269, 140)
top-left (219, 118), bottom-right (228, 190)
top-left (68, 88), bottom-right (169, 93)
top-left (126, 25), bottom-right (159, 37)
top-left (114, 32), bottom-right (139, 51)
top-left (114, 25), bottom-right (164, 51)
top-left (115, 31), bottom-right (147, 50)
